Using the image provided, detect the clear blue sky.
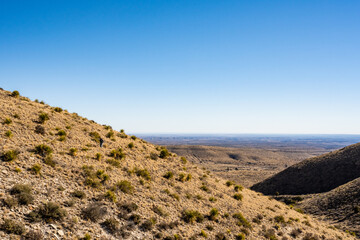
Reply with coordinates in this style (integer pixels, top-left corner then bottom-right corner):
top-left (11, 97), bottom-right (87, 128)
top-left (1, 1), bottom-right (360, 134)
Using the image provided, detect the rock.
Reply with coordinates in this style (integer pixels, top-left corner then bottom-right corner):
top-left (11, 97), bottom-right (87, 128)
top-left (58, 230), bottom-right (64, 236)
top-left (50, 224), bottom-right (57, 229)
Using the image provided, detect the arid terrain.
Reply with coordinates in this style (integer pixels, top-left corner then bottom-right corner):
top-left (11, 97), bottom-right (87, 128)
top-left (0, 88), bottom-right (357, 239)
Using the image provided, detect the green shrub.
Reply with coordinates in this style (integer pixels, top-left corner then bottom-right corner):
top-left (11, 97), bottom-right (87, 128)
top-left (180, 156), bottom-right (187, 164)
top-left (209, 208), bottom-right (219, 221)
top-left (235, 234), bottom-right (245, 240)
top-left (35, 125), bottom-right (46, 135)
top-left (34, 144), bottom-right (52, 157)
top-left (80, 234), bottom-right (91, 240)
top-left (13, 113), bottom-right (20, 119)
top-left (106, 158), bottom-right (121, 168)
top-left (89, 131), bottom-right (101, 142)
top-left (106, 131), bottom-right (114, 138)
top-left (102, 217), bottom-right (119, 234)
top-left (30, 164), bottom-right (41, 175)
top-left (43, 156), bottom-right (56, 167)
top-left (140, 218), bottom-right (156, 232)
top-left (200, 230), bottom-right (208, 238)
top-left (131, 135), bottom-right (137, 140)
top-left (118, 202), bottom-right (138, 213)
top-left (3, 197), bottom-right (17, 208)
top-left (1, 150), bottom-right (19, 162)
top-left (3, 118), bottom-right (12, 125)
top-left (104, 190), bottom-right (117, 202)
top-left (95, 153), bottom-right (102, 161)
top-left (128, 142), bottom-right (134, 149)
top-left (178, 173), bottom-right (186, 182)
top-left (200, 184), bottom-right (210, 193)
top-left (150, 152), bottom-right (158, 160)
top-left (71, 190), bottom-right (86, 199)
top-left (11, 90), bottom-right (20, 98)
top-left (109, 148), bottom-right (125, 160)
top-left (28, 202), bottom-right (67, 223)
top-left (233, 212), bottom-right (251, 228)
top-left (209, 197), bottom-right (217, 202)
top-left (57, 130), bottom-right (66, 136)
top-left (274, 215), bottom-right (285, 224)
top-left (116, 180), bottom-right (134, 194)
top-left (38, 112), bottom-right (49, 123)
top-left (82, 203), bottom-right (107, 222)
top-left (10, 184), bottom-right (34, 205)
top-left (226, 180), bottom-right (234, 187)
top-left (0, 219), bottom-right (25, 235)
top-left (5, 130), bottom-right (13, 138)
top-left (233, 193), bottom-right (243, 201)
top-left (159, 148), bottom-right (170, 159)
top-left (152, 205), bottom-right (167, 217)
top-left (69, 148), bottom-right (77, 156)
top-left (234, 185), bottom-right (243, 192)
top-left (135, 168), bottom-right (151, 180)
top-left (54, 107), bottom-right (63, 113)
top-left (163, 171), bottom-right (174, 179)
top-left (182, 210), bottom-right (204, 224)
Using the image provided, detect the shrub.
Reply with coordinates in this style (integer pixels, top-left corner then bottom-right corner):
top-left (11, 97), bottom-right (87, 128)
top-left (3, 118), bottom-right (12, 124)
top-left (5, 130), bottom-right (12, 138)
top-left (38, 112), bottom-right (49, 123)
top-left (152, 205), bottom-right (167, 217)
top-left (3, 197), bottom-right (17, 208)
top-left (106, 131), bottom-right (114, 138)
top-left (43, 156), bottom-right (56, 167)
top-left (34, 144), bottom-right (52, 157)
top-left (35, 125), bottom-right (46, 135)
top-left (102, 217), bottom-right (119, 234)
top-left (82, 203), bottom-right (107, 222)
top-left (233, 193), bottom-right (243, 201)
top-left (215, 232), bottom-right (226, 240)
top-left (274, 215), bottom-right (285, 224)
top-left (135, 168), bottom-right (151, 180)
top-left (71, 190), bottom-right (86, 199)
top-left (11, 90), bottom-right (20, 98)
top-left (30, 164), bottom-right (41, 175)
top-left (209, 197), bottom-right (217, 202)
top-left (28, 202), bottom-right (67, 223)
top-left (1, 150), bottom-right (19, 162)
top-left (128, 142), bottom-right (134, 149)
top-left (69, 148), bottom-right (77, 156)
top-left (354, 206), bottom-right (360, 213)
top-left (89, 131), bottom-right (101, 142)
top-left (106, 158), bottom-right (121, 168)
top-left (150, 152), bottom-right (158, 160)
top-left (182, 210), bottom-right (204, 224)
top-left (109, 148), bottom-right (125, 160)
top-left (163, 171), bottom-right (174, 179)
top-left (13, 113), bottom-right (20, 119)
top-left (116, 180), bottom-right (134, 194)
top-left (80, 234), bottom-right (91, 240)
top-left (140, 218), bottom-right (156, 231)
top-left (54, 107), bottom-right (63, 113)
top-left (233, 212), bottom-right (251, 228)
top-left (104, 190), bottom-right (117, 202)
top-left (226, 180), bottom-right (234, 187)
top-left (209, 208), bottom-right (219, 221)
top-left (234, 185), bottom-right (243, 192)
top-left (57, 130), bottom-right (66, 136)
top-left (95, 153), bottom-right (102, 161)
top-left (200, 184), bottom-right (210, 193)
top-left (200, 230), bottom-right (208, 238)
top-left (118, 202), bottom-right (138, 214)
top-left (178, 173), bottom-right (186, 182)
top-left (23, 230), bottom-right (44, 240)
top-left (131, 135), bottom-right (137, 140)
top-left (235, 234), bottom-right (245, 240)
top-left (0, 219), bottom-right (25, 235)
top-left (159, 148), bottom-right (170, 159)
top-left (180, 156), bottom-right (187, 164)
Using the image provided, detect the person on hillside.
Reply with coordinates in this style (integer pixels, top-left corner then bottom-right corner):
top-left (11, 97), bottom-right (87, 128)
top-left (99, 138), bottom-right (104, 148)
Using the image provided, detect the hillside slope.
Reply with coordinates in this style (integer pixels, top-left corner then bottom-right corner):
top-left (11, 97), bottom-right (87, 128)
top-left (0, 88), bottom-right (355, 240)
top-left (251, 143), bottom-right (360, 195)
top-left (300, 177), bottom-right (360, 235)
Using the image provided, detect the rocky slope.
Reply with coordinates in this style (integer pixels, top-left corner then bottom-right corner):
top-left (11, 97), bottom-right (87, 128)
top-left (0, 88), bottom-right (356, 239)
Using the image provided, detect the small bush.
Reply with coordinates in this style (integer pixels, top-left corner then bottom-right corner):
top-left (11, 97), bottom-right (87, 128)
top-left (35, 125), bottom-right (46, 135)
top-left (80, 234), bottom-right (91, 240)
top-left (106, 158), bottom-right (121, 168)
top-left (0, 219), bottom-right (25, 235)
top-left (11, 90), bottom-right (20, 98)
top-left (116, 180), bottom-right (134, 194)
top-left (102, 217), bottom-right (119, 234)
top-left (34, 144), bottom-right (52, 157)
top-left (1, 150), bottom-right (19, 162)
top-left (215, 232), bottom-right (226, 240)
top-left (150, 152), bottom-right (158, 160)
top-left (200, 230), bottom-right (208, 238)
top-left (23, 230), bottom-right (44, 240)
top-left (3, 197), bottom-right (17, 208)
top-left (95, 153), bottom-right (102, 161)
top-left (182, 210), bottom-right (204, 224)
top-left (180, 156), bottom-right (187, 164)
top-left (159, 148), bottom-right (170, 159)
top-left (43, 156), bottom-right (56, 167)
top-left (71, 190), bottom-right (86, 199)
top-left (140, 218), bottom-right (156, 232)
top-left (209, 208), bottom-right (219, 221)
top-left (209, 197), bottom-right (217, 202)
top-left (89, 132), bottom-right (101, 142)
top-left (234, 185), bottom-right (243, 192)
top-left (30, 164), bottom-right (41, 175)
top-left (200, 184), bottom-right (210, 193)
top-left (38, 112), bottom-right (49, 124)
top-left (233, 212), bottom-right (251, 229)
top-left (118, 202), bottom-right (138, 214)
top-left (131, 135), bottom-right (137, 140)
top-left (128, 142), bottom-right (134, 149)
top-left (82, 203), bottom-right (107, 222)
top-left (226, 180), bottom-right (234, 187)
top-left (109, 148), bottom-right (125, 160)
top-left (57, 129), bottom-right (66, 136)
top-left (5, 130), bottom-right (13, 138)
top-left (274, 215), bottom-right (285, 224)
top-left (235, 234), bottom-right (245, 240)
top-left (163, 171), bottom-right (174, 179)
top-left (69, 148), bottom-right (77, 156)
top-left (28, 202), bottom-right (67, 223)
top-left (54, 107), bottom-right (63, 113)
top-left (3, 118), bottom-right (12, 125)
top-left (106, 131), bottom-right (114, 138)
top-left (104, 190), bottom-right (117, 202)
top-left (135, 168), bottom-right (151, 180)
top-left (233, 193), bottom-right (243, 201)
top-left (354, 206), bottom-right (360, 213)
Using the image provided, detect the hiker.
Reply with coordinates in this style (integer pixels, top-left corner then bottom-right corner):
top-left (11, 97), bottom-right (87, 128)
top-left (99, 138), bottom-right (104, 148)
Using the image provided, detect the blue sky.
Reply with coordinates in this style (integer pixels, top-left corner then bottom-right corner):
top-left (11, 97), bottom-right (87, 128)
top-left (1, 1), bottom-right (360, 134)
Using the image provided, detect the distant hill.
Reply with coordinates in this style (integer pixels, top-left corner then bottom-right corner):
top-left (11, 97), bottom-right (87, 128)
top-left (301, 178), bottom-right (360, 235)
top-left (251, 143), bottom-right (360, 195)
top-left (0, 88), bottom-right (355, 239)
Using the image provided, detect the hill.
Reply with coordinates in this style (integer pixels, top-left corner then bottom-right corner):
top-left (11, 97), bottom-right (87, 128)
top-left (251, 143), bottom-right (360, 195)
top-left (300, 177), bottom-right (360, 235)
top-left (0, 88), bottom-right (356, 239)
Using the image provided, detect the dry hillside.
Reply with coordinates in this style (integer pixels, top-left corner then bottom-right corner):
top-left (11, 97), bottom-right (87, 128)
top-left (0, 88), bottom-right (356, 240)
top-left (251, 143), bottom-right (360, 195)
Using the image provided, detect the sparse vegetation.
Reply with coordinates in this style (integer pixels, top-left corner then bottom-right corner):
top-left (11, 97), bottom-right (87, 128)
top-left (30, 164), bottom-right (41, 175)
top-left (89, 131), bottom-right (101, 142)
top-left (43, 155), bottom-right (56, 167)
top-left (233, 193), bottom-right (243, 201)
top-left (180, 156), bottom-right (187, 164)
top-left (69, 148), bottom-right (78, 156)
top-left (28, 202), bottom-right (67, 223)
top-left (102, 217), bottom-right (119, 234)
top-left (159, 148), bottom-right (170, 159)
top-left (34, 144), bottom-right (52, 157)
top-left (106, 131), bottom-right (114, 138)
top-left (5, 130), bottom-right (12, 138)
top-left (1, 150), bottom-right (19, 162)
top-left (134, 167), bottom-right (151, 180)
top-left (209, 208), bottom-right (219, 221)
top-left (234, 185), bottom-right (243, 192)
top-left (82, 203), bottom-right (107, 222)
top-left (35, 125), bottom-right (45, 134)
top-left (233, 212), bottom-right (251, 229)
top-left (38, 112), bottom-right (49, 123)
top-left (226, 180), bottom-right (235, 187)
top-left (71, 190), bottom-right (86, 199)
top-left (95, 153), bottom-right (102, 160)
top-left (3, 118), bottom-right (12, 124)
top-left (104, 190), bottom-right (117, 202)
top-left (0, 219), bottom-right (25, 235)
top-left (106, 158), bottom-right (121, 167)
top-left (116, 180), bottom-right (134, 193)
top-left (109, 148), bottom-right (125, 160)
top-left (182, 210), bottom-right (204, 224)
top-left (163, 171), bottom-right (174, 179)
top-left (150, 152), bottom-right (158, 160)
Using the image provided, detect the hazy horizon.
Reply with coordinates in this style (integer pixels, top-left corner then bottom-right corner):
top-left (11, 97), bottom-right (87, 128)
top-left (2, 1), bottom-right (360, 134)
